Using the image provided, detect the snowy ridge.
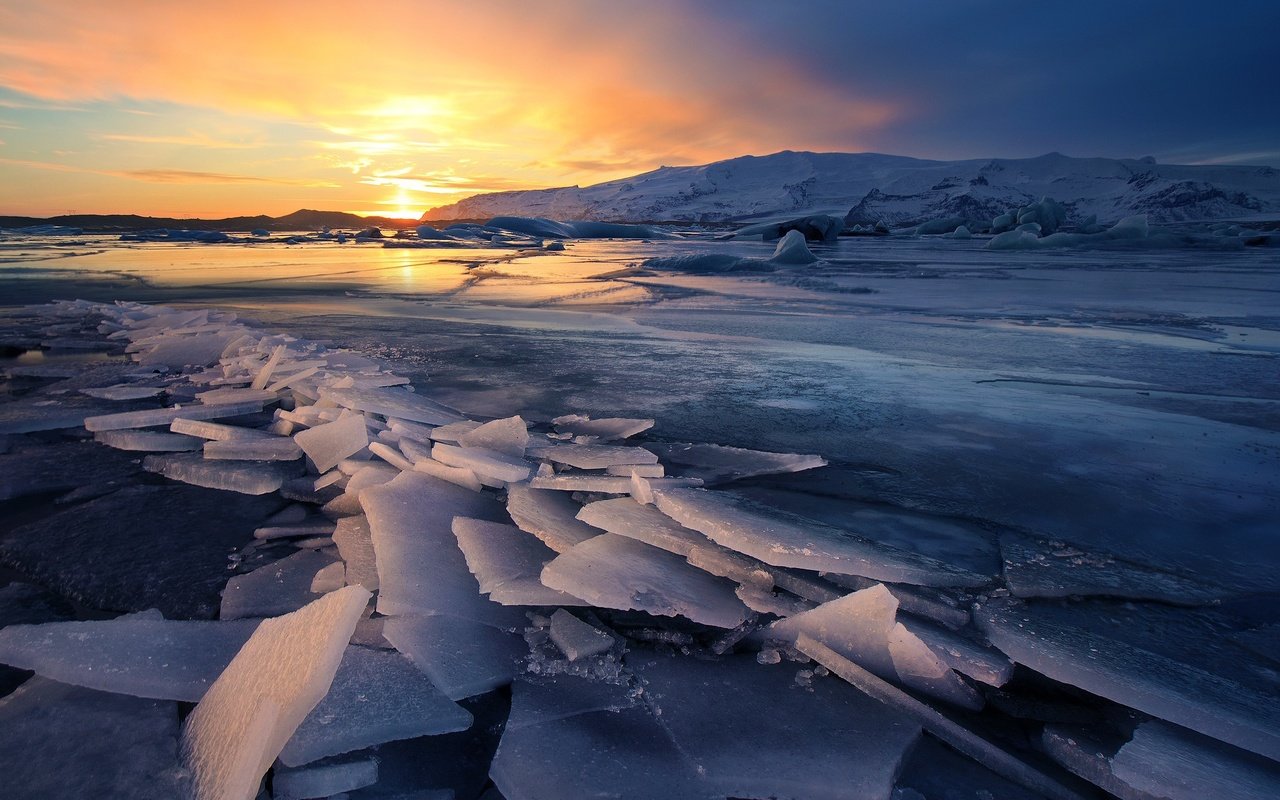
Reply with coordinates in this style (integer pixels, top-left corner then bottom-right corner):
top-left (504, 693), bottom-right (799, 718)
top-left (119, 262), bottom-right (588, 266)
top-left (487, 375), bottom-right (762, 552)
top-left (422, 150), bottom-right (1280, 225)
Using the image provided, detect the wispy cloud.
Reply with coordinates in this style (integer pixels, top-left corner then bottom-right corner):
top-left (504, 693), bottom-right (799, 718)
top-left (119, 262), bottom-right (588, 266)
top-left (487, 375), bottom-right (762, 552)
top-left (99, 132), bottom-right (264, 149)
top-left (0, 156), bottom-right (333, 186)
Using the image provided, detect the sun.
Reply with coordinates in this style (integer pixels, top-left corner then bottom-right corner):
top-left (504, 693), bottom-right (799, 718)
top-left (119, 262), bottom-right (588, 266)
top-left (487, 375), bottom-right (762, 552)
top-left (374, 187), bottom-right (423, 220)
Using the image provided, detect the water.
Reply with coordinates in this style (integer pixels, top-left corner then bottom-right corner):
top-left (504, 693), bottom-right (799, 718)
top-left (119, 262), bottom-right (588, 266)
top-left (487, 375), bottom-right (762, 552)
top-left (2, 231), bottom-right (1278, 594)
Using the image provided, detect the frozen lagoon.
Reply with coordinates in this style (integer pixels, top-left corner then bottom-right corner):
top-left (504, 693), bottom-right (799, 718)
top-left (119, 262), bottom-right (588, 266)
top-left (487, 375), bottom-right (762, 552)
top-left (0, 228), bottom-right (1278, 798)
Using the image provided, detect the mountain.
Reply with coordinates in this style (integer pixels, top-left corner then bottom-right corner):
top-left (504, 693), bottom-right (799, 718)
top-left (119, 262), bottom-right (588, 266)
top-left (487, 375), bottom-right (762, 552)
top-left (420, 151), bottom-right (1280, 226)
top-left (0, 209), bottom-right (417, 233)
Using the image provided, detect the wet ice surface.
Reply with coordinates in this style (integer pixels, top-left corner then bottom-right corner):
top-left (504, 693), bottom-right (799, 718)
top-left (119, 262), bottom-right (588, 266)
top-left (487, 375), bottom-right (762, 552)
top-left (0, 231), bottom-right (1278, 799)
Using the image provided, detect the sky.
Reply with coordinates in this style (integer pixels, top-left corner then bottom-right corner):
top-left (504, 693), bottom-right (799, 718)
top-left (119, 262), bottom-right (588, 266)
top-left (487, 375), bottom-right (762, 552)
top-left (0, 0), bottom-right (1276, 219)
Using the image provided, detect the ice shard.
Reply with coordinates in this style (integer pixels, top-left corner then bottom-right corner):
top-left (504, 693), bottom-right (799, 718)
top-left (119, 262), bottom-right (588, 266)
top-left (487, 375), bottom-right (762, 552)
top-left (506, 483), bottom-right (602, 552)
top-left (452, 516), bottom-right (585, 606)
top-left (383, 614), bottom-right (527, 701)
top-left (292, 412), bottom-right (369, 474)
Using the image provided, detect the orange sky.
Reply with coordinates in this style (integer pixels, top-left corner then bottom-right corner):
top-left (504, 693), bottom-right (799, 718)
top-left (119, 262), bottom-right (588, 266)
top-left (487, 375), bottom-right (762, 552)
top-left (0, 0), bottom-right (898, 218)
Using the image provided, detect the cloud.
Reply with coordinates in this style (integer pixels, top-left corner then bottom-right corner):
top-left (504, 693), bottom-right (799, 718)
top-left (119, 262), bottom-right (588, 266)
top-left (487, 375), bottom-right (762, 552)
top-left (98, 132), bottom-right (263, 149)
top-left (0, 156), bottom-right (333, 186)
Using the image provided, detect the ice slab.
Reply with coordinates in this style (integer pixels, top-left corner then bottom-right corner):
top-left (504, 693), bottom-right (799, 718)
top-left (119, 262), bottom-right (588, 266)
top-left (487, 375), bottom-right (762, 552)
top-left (383, 614), bottom-right (527, 700)
top-left (333, 515), bottom-right (379, 591)
top-left (541, 534), bottom-right (751, 628)
top-left (274, 757), bottom-right (378, 799)
top-left (428, 419), bottom-right (482, 443)
top-left (280, 645), bottom-right (472, 767)
top-left (530, 474), bottom-right (701, 493)
top-left (412, 455), bottom-right (485, 491)
top-left (534, 443), bottom-right (659, 470)
top-left (84, 399), bottom-right (265, 431)
top-left (320, 386), bottom-right (466, 426)
top-left (646, 442), bottom-right (826, 483)
top-left (548, 609), bottom-right (613, 661)
top-left (551, 414), bottom-right (654, 440)
top-left (144, 452), bottom-right (302, 495)
top-left (221, 549), bottom-right (341, 620)
top-left (452, 517), bottom-right (584, 606)
top-left (137, 331), bottom-right (241, 367)
top-left (204, 436), bottom-right (302, 461)
top-left (170, 417), bottom-right (272, 440)
top-left (577, 496), bottom-right (709, 557)
top-left (323, 463), bottom-right (399, 517)
top-left (95, 429), bottom-right (201, 451)
top-left (295, 413), bottom-right (369, 473)
top-left (458, 415), bottom-right (528, 457)
top-left (433, 442), bottom-right (531, 484)
top-left (654, 488), bottom-right (990, 587)
top-left (0, 677), bottom-right (183, 800)
top-left (506, 483), bottom-right (602, 552)
top-left (80, 384), bottom-right (166, 400)
top-left (491, 674), bottom-right (708, 800)
top-left (362, 471), bottom-right (525, 628)
top-left (978, 598), bottom-right (1280, 762)
top-left (631, 651), bottom-right (921, 800)
top-left (180, 586), bottom-right (371, 800)
top-left (605, 463), bottom-right (664, 477)
top-left (1000, 532), bottom-right (1221, 605)
top-left (254, 522), bottom-right (338, 541)
top-left (0, 615), bottom-right (258, 701)
top-left (769, 585), bottom-right (981, 708)
top-left (1112, 720), bottom-right (1280, 800)
top-left (908, 614), bottom-right (1013, 687)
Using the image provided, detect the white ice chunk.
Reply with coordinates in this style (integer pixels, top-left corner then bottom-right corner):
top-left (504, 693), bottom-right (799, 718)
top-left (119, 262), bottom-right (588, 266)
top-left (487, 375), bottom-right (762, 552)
top-left (654, 488), bottom-right (989, 587)
top-left (319, 386), bottom-right (466, 426)
top-left (534, 443), bottom-right (659, 470)
top-left (548, 609), bottom-right (613, 661)
top-left (255, 522), bottom-right (337, 541)
top-left (770, 229), bottom-right (819, 264)
top-left (310, 562), bottom-right (346, 594)
top-left (94, 429), bottom-right (201, 452)
top-left (530, 474), bottom-right (701, 493)
top-left (432, 442), bottom-right (531, 484)
top-left (249, 344), bottom-right (285, 391)
top-left (203, 436), bottom-right (302, 461)
top-left (411, 456), bottom-right (484, 492)
top-left (452, 517), bottom-right (585, 606)
top-left (551, 414), bottom-right (654, 441)
top-left (383, 614), bottom-right (527, 700)
top-left (179, 586), bottom-right (370, 800)
top-left (333, 515), bottom-right (379, 591)
top-left (369, 441), bottom-right (415, 471)
top-left (220, 550), bottom-right (340, 620)
top-left (362, 471), bottom-right (525, 628)
top-left (458, 415), bottom-right (529, 457)
top-left (506, 483), bottom-right (602, 553)
top-left (85, 399), bottom-right (265, 432)
top-left (647, 442), bottom-right (826, 483)
top-left (279, 646), bottom-right (472, 767)
top-left (769, 585), bottom-right (981, 708)
top-left (274, 757), bottom-right (378, 799)
top-left (541, 534), bottom-right (751, 628)
top-left (427, 419), bottom-right (482, 443)
top-left (144, 453), bottom-right (301, 495)
top-left (294, 413), bottom-right (369, 473)
top-left (605, 463), bottom-right (664, 477)
top-left (0, 615), bottom-right (258, 701)
top-left (80, 384), bottom-right (166, 401)
top-left (171, 417), bottom-right (272, 440)
top-left (321, 464), bottom-right (399, 517)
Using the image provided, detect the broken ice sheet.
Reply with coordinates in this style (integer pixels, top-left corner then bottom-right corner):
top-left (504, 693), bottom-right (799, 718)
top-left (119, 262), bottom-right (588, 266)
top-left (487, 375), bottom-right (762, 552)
top-left (541, 533), bottom-right (752, 629)
top-left (978, 598), bottom-right (1280, 762)
top-left (532, 443), bottom-right (659, 470)
top-left (654, 488), bottom-right (991, 587)
top-left (280, 645), bottom-right (472, 767)
top-left (548, 609), bottom-right (614, 661)
top-left (84, 398), bottom-right (266, 432)
top-left (433, 441), bottom-right (531, 484)
top-left (458, 414), bottom-right (529, 456)
top-left (274, 757), bottom-right (379, 799)
top-left (383, 613), bottom-right (528, 701)
top-left (506, 483), bottom-right (602, 553)
top-left (630, 651), bottom-right (922, 800)
top-left (221, 549), bottom-right (341, 620)
top-left (79, 384), bottom-right (166, 401)
top-left (551, 413), bottom-right (654, 440)
top-left (333, 515), bottom-right (379, 591)
top-left (646, 441), bottom-right (826, 483)
top-left (144, 452), bottom-right (303, 495)
top-left (999, 531), bottom-right (1221, 605)
top-left (94, 429), bottom-right (201, 452)
top-left (362, 471), bottom-right (526, 628)
top-left (294, 412), bottom-right (369, 473)
top-left (452, 517), bottom-right (586, 606)
top-left (319, 385), bottom-right (466, 426)
top-left (0, 677), bottom-right (183, 800)
top-left (203, 436), bottom-right (302, 461)
top-left (180, 586), bottom-right (370, 800)
top-left (0, 615), bottom-right (259, 701)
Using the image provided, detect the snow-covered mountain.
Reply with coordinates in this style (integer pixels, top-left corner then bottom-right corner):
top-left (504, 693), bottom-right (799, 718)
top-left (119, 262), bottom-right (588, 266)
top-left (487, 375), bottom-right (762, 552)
top-left (421, 151), bottom-right (1280, 226)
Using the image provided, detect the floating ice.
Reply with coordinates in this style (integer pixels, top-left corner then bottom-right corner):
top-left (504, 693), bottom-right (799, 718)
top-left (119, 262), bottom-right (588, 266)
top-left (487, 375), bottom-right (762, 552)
top-left (551, 414), bottom-right (654, 441)
top-left (79, 384), bottom-right (166, 401)
top-left (452, 517), bottom-right (585, 606)
top-left (432, 442), bottom-right (531, 484)
top-left (458, 414), bottom-right (528, 456)
top-left (320, 385), bottom-right (466, 426)
top-left (280, 645), bottom-right (472, 766)
top-left (769, 585), bottom-right (981, 708)
top-left (85, 399), bottom-right (265, 432)
top-left (427, 419), bottom-right (482, 442)
top-left (654, 488), bottom-right (990, 587)
top-left (0, 677), bottom-right (183, 799)
top-left (221, 550), bottom-right (341, 620)
top-left (533, 443), bottom-right (659, 470)
top-left (94, 429), bottom-right (201, 452)
top-left (506, 483), bottom-right (602, 552)
top-left (530, 474), bottom-right (701, 493)
top-left (362, 471), bottom-right (525, 627)
top-left (179, 586), bottom-right (371, 800)
top-left (541, 533), bottom-right (751, 628)
top-left (204, 436), bottom-right (302, 461)
top-left (645, 442), bottom-right (826, 483)
top-left (548, 609), bottom-right (614, 661)
top-left (0, 615), bottom-right (258, 701)
top-left (274, 757), bottom-right (379, 799)
top-left (383, 614), bottom-right (527, 700)
top-left (144, 452), bottom-right (302, 495)
top-left (171, 417), bottom-right (272, 440)
top-left (770, 229), bottom-right (820, 264)
top-left (294, 413), bottom-right (369, 473)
